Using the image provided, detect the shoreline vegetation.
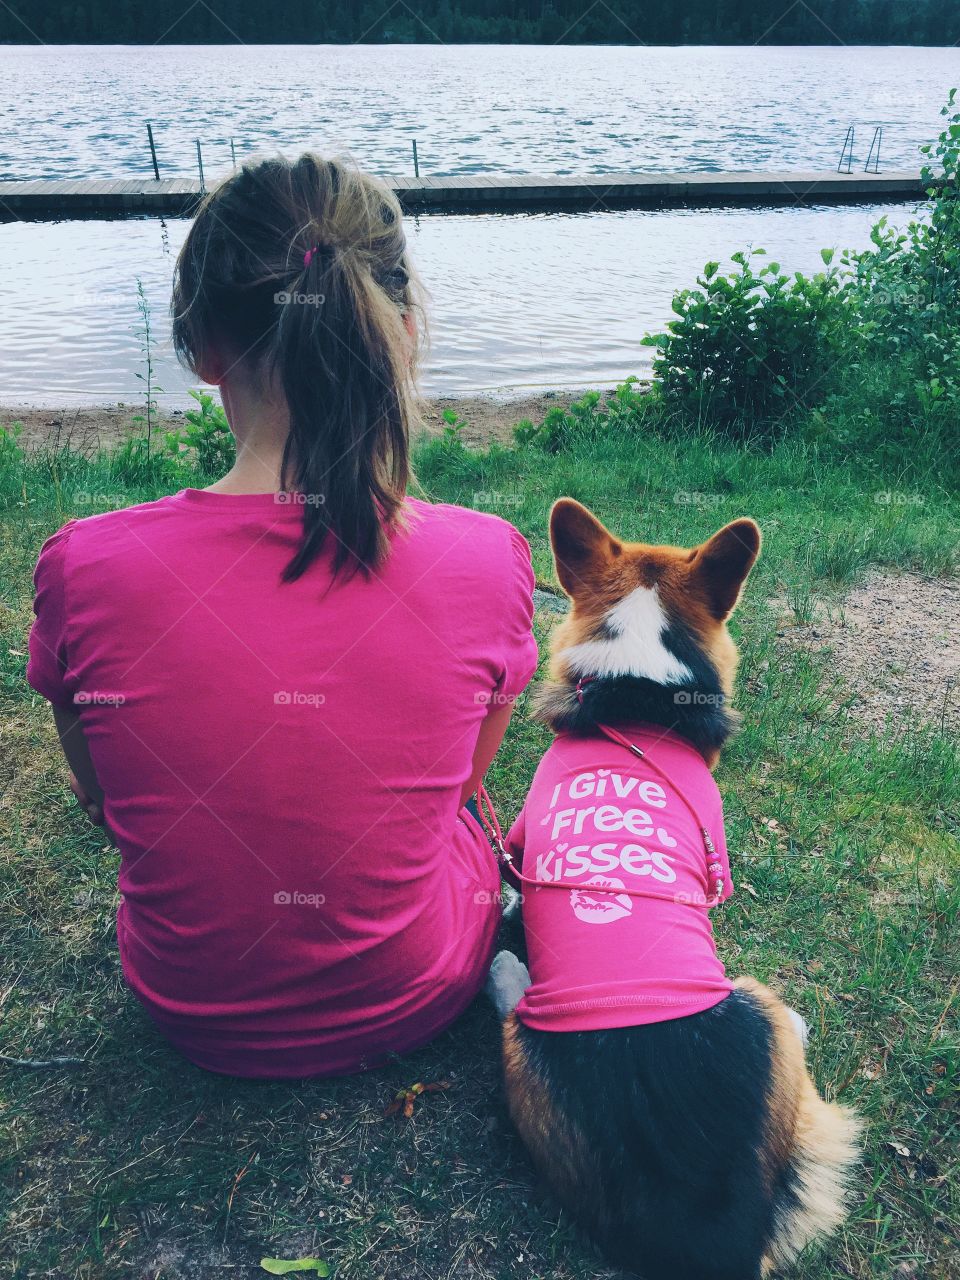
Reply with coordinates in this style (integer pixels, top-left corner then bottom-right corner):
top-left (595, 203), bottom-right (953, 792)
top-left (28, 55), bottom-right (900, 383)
top-left (0, 390), bottom-right (590, 454)
top-left (1, 97), bottom-right (958, 1280)
top-left (2, 2), bottom-right (958, 45)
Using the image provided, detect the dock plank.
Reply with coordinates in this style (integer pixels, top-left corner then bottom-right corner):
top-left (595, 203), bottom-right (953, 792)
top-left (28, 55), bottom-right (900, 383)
top-left (0, 171), bottom-right (928, 219)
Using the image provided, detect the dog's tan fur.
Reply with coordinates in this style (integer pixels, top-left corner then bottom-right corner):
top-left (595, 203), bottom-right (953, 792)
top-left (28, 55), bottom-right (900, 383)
top-left (503, 499), bottom-right (861, 1274)
top-left (503, 1012), bottom-right (612, 1231)
top-left (737, 977), bottom-right (863, 1271)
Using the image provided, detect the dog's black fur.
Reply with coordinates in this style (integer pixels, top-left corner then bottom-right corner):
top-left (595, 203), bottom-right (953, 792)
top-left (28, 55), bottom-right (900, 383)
top-left (512, 987), bottom-right (783, 1280)
top-left (538, 615), bottom-right (736, 753)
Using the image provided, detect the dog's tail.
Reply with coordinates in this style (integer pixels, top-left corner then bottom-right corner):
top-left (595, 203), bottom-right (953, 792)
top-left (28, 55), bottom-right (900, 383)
top-left (738, 978), bottom-right (863, 1274)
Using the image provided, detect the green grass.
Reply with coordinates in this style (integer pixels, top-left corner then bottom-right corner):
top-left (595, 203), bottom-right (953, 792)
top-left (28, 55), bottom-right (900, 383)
top-left (1, 408), bottom-right (958, 1280)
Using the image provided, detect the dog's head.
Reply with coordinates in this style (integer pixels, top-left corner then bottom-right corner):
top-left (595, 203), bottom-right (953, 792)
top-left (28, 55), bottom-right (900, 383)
top-left (534, 499), bottom-right (761, 757)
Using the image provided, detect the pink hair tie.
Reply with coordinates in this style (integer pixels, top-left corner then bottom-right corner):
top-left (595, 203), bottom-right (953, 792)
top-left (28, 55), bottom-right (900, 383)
top-left (303, 244), bottom-right (322, 269)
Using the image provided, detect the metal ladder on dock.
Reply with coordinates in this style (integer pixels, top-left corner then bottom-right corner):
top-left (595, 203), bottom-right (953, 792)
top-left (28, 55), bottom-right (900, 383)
top-left (837, 125), bottom-right (883, 174)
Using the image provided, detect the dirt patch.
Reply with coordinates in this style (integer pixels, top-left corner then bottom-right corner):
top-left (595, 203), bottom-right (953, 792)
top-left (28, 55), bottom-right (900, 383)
top-left (1, 390), bottom-right (584, 454)
top-left (0, 403), bottom-right (147, 454)
top-left (780, 569), bottom-right (960, 736)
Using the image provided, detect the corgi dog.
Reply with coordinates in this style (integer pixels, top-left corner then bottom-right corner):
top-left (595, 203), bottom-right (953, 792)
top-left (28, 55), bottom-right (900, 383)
top-left (487, 499), bottom-right (860, 1280)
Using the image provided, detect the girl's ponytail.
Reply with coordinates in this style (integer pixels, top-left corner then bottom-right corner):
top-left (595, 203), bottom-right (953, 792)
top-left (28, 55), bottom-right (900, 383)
top-left (172, 154), bottom-right (422, 581)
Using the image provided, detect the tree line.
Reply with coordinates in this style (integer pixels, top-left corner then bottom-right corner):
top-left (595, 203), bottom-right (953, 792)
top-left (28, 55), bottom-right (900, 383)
top-left (3, 0), bottom-right (958, 44)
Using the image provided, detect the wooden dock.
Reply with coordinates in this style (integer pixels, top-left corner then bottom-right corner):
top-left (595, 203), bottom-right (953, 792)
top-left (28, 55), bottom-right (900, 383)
top-left (0, 171), bottom-right (929, 218)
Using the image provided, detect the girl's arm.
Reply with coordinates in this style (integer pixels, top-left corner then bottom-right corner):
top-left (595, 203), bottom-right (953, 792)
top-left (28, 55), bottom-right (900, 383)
top-left (460, 702), bottom-right (513, 808)
top-left (52, 705), bottom-right (106, 827)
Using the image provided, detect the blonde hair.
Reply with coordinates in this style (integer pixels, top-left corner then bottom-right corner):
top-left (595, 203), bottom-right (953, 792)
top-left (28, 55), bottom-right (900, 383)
top-left (172, 154), bottom-right (422, 579)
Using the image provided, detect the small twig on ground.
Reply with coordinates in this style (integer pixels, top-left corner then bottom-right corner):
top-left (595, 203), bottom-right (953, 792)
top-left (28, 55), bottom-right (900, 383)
top-left (0, 1053), bottom-right (86, 1069)
top-left (223, 1151), bottom-right (259, 1245)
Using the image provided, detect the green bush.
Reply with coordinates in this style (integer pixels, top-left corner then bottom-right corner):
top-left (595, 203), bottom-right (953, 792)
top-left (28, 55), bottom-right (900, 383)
top-left (110, 434), bottom-right (182, 489)
top-left (0, 424), bottom-right (23, 469)
top-left (641, 250), bottom-right (851, 435)
top-left (164, 390), bottom-right (235, 479)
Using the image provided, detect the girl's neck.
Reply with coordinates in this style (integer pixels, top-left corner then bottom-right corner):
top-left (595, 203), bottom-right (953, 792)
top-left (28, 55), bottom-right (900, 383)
top-left (205, 373), bottom-right (291, 496)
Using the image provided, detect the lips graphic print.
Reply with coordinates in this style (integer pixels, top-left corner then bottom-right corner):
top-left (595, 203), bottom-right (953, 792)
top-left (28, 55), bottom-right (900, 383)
top-left (570, 875), bottom-right (633, 925)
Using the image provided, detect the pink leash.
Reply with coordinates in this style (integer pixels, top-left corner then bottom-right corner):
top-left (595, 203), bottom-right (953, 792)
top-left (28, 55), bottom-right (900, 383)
top-left (475, 681), bottom-right (726, 909)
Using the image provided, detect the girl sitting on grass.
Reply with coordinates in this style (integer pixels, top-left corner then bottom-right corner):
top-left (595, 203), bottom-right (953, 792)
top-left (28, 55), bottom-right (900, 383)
top-left (27, 155), bottom-right (537, 1078)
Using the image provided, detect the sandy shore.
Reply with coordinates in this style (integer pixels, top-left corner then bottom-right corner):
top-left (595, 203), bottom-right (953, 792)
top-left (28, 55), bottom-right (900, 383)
top-left (0, 389), bottom-right (589, 453)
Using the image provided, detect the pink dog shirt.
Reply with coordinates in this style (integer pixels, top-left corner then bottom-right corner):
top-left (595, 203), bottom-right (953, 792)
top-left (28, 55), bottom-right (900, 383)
top-left (506, 725), bottom-right (734, 1032)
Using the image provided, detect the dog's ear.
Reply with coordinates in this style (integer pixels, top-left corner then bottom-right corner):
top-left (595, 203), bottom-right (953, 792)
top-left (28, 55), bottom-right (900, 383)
top-left (689, 518), bottom-right (761, 619)
top-left (550, 499), bottom-right (621, 598)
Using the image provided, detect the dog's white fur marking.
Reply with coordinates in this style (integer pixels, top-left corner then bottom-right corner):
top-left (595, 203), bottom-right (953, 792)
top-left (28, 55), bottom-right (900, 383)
top-left (787, 1006), bottom-right (810, 1049)
top-left (563, 585), bottom-right (693, 686)
top-left (485, 950), bottom-right (531, 1021)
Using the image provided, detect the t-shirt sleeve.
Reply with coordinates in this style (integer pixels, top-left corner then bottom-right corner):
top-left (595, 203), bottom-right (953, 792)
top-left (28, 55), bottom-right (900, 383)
top-left (494, 524), bottom-right (538, 703)
top-left (26, 520), bottom-right (78, 709)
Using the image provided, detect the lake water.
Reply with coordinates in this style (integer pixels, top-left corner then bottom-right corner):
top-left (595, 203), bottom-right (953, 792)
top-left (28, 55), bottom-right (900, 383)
top-left (1, 44), bottom-right (956, 180)
top-left (0, 202), bottom-right (923, 403)
top-left (0, 44), bottom-right (951, 402)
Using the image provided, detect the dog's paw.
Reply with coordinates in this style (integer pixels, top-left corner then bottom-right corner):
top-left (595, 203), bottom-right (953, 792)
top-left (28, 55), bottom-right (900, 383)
top-left (485, 950), bottom-right (531, 1021)
top-left (499, 882), bottom-right (522, 921)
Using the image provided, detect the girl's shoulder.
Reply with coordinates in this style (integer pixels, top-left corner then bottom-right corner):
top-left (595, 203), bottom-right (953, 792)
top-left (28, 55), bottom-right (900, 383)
top-left (402, 497), bottom-right (533, 579)
top-left (404, 496), bottom-right (527, 548)
top-left (33, 495), bottom-right (183, 577)
top-left (39, 494), bottom-right (190, 567)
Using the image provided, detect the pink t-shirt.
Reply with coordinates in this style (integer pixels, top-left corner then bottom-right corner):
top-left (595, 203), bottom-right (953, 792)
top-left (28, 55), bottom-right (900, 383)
top-left (27, 491), bottom-right (537, 1077)
top-left (507, 725), bottom-right (734, 1032)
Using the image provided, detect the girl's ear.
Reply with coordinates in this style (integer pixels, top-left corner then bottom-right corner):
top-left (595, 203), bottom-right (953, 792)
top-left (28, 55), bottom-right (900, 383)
top-left (195, 346), bottom-right (229, 386)
top-left (550, 498), bottom-right (621, 598)
top-left (690, 518), bottom-right (761, 619)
